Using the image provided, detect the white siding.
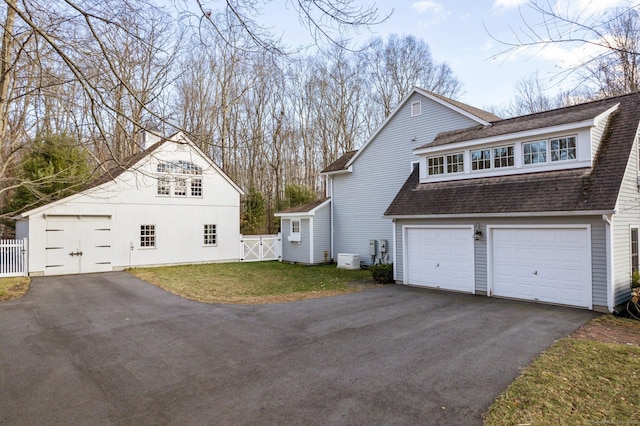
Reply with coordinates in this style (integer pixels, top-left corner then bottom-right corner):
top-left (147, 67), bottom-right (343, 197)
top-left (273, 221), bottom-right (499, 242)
top-left (331, 93), bottom-right (482, 264)
top-left (611, 131), bottom-right (640, 306)
top-left (24, 141), bottom-right (241, 274)
top-left (395, 216), bottom-right (608, 309)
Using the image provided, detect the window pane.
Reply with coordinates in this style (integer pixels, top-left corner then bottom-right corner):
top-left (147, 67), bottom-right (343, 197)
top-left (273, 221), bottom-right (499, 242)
top-left (140, 225), bottom-right (155, 248)
top-left (191, 178), bottom-right (203, 197)
top-left (157, 177), bottom-right (170, 196)
top-left (428, 156), bottom-right (445, 175)
top-left (494, 145), bottom-right (514, 168)
top-left (292, 220), bottom-right (300, 233)
top-left (523, 141), bottom-right (547, 164)
top-left (174, 178), bottom-right (187, 196)
top-left (446, 153), bottom-right (464, 173)
top-left (204, 224), bottom-right (217, 245)
top-left (633, 229), bottom-right (639, 272)
top-left (550, 136), bottom-right (576, 162)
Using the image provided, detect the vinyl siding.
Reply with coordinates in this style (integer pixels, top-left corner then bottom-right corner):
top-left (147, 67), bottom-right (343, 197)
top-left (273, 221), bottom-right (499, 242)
top-left (611, 131), bottom-right (640, 306)
top-left (331, 93), bottom-right (482, 264)
top-left (280, 218), bottom-right (312, 264)
top-left (590, 114), bottom-right (608, 161)
top-left (313, 205), bottom-right (331, 264)
top-left (395, 216), bottom-right (607, 309)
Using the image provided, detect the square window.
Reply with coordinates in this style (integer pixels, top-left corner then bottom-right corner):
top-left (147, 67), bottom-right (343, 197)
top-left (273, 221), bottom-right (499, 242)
top-left (140, 225), bottom-right (155, 248)
top-left (191, 178), bottom-right (203, 197)
top-left (157, 176), bottom-right (170, 196)
top-left (523, 141), bottom-right (547, 164)
top-left (174, 178), bottom-right (187, 196)
top-left (550, 136), bottom-right (576, 161)
top-left (204, 224), bottom-right (217, 246)
top-left (471, 149), bottom-right (491, 170)
top-left (411, 101), bottom-right (421, 117)
top-left (446, 153), bottom-right (464, 173)
top-left (493, 145), bottom-right (514, 168)
top-left (428, 156), bottom-right (445, 175)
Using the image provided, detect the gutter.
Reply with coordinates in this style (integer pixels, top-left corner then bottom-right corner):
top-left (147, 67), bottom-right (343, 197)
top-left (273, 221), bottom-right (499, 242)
top-left (384, 210), bottom-right (615, 220)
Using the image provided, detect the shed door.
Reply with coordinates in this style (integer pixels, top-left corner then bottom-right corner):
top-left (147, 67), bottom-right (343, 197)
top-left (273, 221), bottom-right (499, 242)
top-left (45, 217), bottom-right (112, 276)
top-left (491, 227), bottom-right (592, 308)
top-left (405, 227), bottom-right (475, 293)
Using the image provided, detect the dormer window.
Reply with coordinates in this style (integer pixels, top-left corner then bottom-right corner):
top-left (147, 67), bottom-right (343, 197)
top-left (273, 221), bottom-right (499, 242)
top-left (471, 149), bottom-right (491, 170)
top-left (446, 153), bottom-right (464, 173)
top-left (493, 145), bottom-right (515, 168)
top-left (428, 156), bottom-right (445, 175)
top-left (550, 136), bottom-right (576, 161)
top-left (523, 141), bottom-right (547, 165)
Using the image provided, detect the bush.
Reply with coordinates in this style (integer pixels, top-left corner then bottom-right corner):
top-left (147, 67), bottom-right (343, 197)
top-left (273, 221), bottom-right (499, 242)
top-left (370, 263), bottom-right (394, 284)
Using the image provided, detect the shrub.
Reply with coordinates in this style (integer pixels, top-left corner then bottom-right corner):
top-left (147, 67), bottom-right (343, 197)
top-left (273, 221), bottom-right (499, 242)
top-left (370, 263), bottom-right (394, 284)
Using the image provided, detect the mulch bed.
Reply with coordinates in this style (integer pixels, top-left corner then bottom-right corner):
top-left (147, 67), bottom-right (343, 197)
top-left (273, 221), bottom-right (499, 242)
top-left (570, 315), bottom-right (640, 346)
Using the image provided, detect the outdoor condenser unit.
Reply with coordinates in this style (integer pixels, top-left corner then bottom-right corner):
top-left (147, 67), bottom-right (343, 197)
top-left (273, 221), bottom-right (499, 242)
top-left (337, 253), bottom-right (360, 270)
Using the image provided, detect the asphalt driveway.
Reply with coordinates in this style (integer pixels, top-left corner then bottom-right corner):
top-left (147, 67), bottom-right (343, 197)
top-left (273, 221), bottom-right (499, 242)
top-left (0, 272), bottom-right (596, 425)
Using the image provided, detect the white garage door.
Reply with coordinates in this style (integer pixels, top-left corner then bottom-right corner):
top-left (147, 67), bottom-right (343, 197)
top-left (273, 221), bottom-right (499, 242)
top-left (405, 227), bottom-right (475, 293)
top-left (491, 227), bottom-right (592, 308)
top-left (45, 216), bottom-right (112, 276)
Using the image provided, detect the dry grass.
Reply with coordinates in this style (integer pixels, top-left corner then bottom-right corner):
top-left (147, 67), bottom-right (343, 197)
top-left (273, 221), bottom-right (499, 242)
top-left (484, 316), bottom-right (640, 425)
top-left (128, 261), bottom-right (373, 304)
top-left (0, 277), bottom-right (30, 301)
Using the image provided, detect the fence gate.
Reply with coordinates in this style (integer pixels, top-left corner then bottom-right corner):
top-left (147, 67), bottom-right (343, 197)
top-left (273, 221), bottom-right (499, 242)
top-left (0, 238), bottom-right (27, 277)
top-left (241, 234), bottom-right (281, 262)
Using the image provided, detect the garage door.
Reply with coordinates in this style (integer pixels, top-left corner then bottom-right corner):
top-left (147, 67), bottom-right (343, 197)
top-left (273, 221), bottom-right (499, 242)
top-left (405, 227), bottom-right (474, 293)
top-left (490, 227), bottom-right (591, 308)
top-left (45, 216), bottom-right (112, 276)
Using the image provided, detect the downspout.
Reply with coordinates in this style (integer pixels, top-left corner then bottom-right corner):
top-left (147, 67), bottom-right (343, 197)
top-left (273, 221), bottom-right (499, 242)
top-left (392, 219), bottom-right (397, 282)
top-left (603, 213), bottom-right (615, 313)
top-left (309, 217), bottom-right (314, 265)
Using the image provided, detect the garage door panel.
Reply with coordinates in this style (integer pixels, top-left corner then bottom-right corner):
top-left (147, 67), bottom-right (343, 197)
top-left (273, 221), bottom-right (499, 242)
top-left (406, 227), bottom-right (474, 293)
top-left (491, 228), bottom-right (591, 308)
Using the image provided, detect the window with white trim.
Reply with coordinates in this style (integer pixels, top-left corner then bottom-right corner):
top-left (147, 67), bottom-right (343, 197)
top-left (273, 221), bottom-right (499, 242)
top-left (550, 136), bottom-right (576, 161)
top-left (471, 149), bottom-right (491, 170)
top-left (204, 224), bottom-right (217, 246)
top-left (174, 177), bottom-right (187, 196)
top-left (493, 145), bottom-right (514, 168)
top-left (411, 101), bottom-right (422, 117)
top-left (140, 225), bottom-right (156, 248)
top-left (288, 219), bottom-right (301, 242)
top-left (191, 178), bottom-right (203, 197)
top-left (428, 156), bottom-right (445, 175)
top-left (523, 140), bottom-right (547, 165)
top-left (157, 176), bottom-right (170, 195)
top-left (292, 219), bottom-right (300, 234)
top-left (446, 153), bottom-right (464, 173)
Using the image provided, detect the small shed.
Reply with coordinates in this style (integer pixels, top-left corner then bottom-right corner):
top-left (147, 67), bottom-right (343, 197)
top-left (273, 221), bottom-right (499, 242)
top-left (274, 198), bottom-right (331, 265)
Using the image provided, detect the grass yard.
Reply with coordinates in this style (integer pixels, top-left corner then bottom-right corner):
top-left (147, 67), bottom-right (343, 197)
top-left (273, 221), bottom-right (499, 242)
top-left (0, 277), bottom-right (30, 301)
top-left (484, 315), bottom-right (640, 425)
top-left (128, 261), bottom-right (373, 304)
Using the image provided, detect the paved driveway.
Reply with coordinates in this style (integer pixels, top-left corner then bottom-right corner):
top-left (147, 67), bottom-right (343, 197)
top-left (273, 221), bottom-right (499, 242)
top-left (0, 272), bottom-right (596, 425)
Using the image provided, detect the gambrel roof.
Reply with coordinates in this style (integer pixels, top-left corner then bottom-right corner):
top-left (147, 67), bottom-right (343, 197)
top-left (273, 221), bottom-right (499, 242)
top-left (385, 92), bottom-right (640, 216)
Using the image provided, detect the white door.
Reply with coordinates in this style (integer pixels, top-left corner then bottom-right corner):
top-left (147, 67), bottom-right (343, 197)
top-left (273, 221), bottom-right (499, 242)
top-left (405, 227), bottom-right (475, 293)
top-left (45, 217), bottom-right (112, 276)
top-left (490, 227), bottom-right (592, 308)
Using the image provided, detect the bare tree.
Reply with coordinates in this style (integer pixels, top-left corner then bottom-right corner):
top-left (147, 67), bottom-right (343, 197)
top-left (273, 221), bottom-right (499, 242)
top-left (490, 1), bottom-right (640, 97)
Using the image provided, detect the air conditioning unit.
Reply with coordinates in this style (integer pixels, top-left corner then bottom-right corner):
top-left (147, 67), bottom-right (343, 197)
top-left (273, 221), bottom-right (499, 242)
top-left (337, 253), bottom-right (360, 270)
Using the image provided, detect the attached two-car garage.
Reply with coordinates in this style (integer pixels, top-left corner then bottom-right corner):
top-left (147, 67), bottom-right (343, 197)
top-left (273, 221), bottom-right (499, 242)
top-left (403, 225), bottom-right (593, 309)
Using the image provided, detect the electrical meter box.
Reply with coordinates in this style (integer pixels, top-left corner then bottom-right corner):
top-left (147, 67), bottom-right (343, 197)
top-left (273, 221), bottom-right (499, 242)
top-left (369, 239), bottom-right (377, 256)
top-left (379, 239), bottom-right (387, 253)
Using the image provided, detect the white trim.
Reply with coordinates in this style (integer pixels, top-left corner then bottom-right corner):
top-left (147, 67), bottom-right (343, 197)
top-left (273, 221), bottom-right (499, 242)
top-left (603, 214), bottom-right (614, 312)
top-left (321, 87), bottom-right (492, 175)
top-left (411, 100), bottom-right (422, 117)
top-left (392, 219), bottom-right (397, 281)
top-left (402, 224), bottom-right (475, 293)
top-left (414, 119), bottom-right (595, 155)
top-left (385, 209), bottom-right (614, 219)
top-left (288, 219), bottom-right (301, 242)
top-left (486, 224), bottom-right (593, 309)
top-left (309, 217), bottom-right (314, 264)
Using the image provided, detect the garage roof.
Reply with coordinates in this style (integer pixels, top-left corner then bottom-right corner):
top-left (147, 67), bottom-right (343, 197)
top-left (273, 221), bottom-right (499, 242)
top-left (385, 91), bottom-right (640, 216)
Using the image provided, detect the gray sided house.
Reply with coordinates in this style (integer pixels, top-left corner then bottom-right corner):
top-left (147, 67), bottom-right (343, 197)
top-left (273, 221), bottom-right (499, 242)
top-left (275, 198), bottom-right (331, 265)
top-left (320, 87), bottom-right (500, 265)
top-left (385, 92), bottom-right (640, 313)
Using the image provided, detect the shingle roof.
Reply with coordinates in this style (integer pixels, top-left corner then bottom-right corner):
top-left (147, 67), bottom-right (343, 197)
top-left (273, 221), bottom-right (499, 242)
top-left (276, 197), bottom-right (330, 214)
top-left (427, 91), bottom-right (501, 123)
top-left (321, 150), bottom-right (358, 173)
top-left (422, 97), bottom-right (618, 149)
top-left (386, 92), bottom-right (640, 216)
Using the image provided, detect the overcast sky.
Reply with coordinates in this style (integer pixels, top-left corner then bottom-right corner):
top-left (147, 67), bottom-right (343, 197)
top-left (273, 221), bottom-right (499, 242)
top-left (260, 0), bottom-right (637, 111)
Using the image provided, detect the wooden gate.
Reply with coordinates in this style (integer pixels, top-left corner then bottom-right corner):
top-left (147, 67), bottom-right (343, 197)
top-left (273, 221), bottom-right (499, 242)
top-left (240, 234), bottom-right (281, 262)
top-left (0, 238), bottom-right (27, 277)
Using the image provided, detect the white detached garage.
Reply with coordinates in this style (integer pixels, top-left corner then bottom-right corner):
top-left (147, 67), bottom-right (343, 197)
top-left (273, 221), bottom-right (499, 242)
top-left (15, 132), bottom-right (243, 276)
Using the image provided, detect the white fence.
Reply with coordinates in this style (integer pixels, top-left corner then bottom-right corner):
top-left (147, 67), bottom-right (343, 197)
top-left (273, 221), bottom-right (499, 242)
top-left (0, 238), bottom-right (27, 278)
top-left (240, 234), bottom-right (281, 262)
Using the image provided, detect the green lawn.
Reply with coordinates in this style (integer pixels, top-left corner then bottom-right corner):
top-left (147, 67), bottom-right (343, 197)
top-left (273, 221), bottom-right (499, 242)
top-left (0, 276), bottom-right (30, 301)
top-left (484, 316), bottom-right (640, 425)
top-left (128, 261), bottom-right (373, 304)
